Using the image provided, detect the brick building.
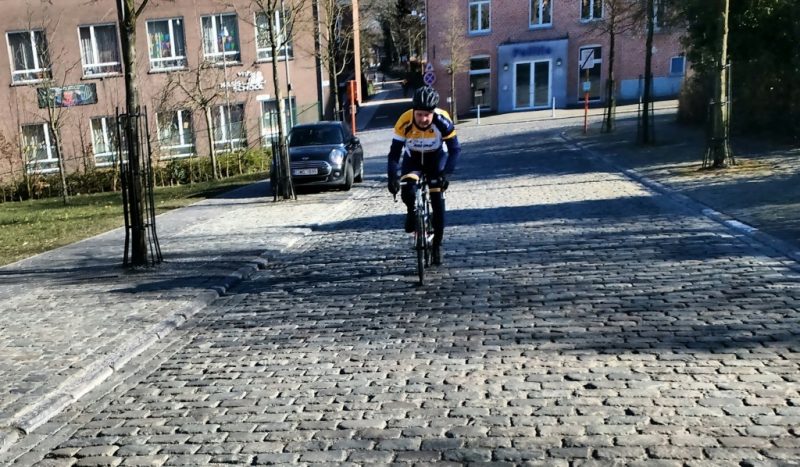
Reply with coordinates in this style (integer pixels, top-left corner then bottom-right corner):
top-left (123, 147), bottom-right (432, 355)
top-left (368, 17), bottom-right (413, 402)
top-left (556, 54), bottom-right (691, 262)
top-left (425, 0), bottom-right (686, 116)
top-left (0, 0), bottom-right (334, 179)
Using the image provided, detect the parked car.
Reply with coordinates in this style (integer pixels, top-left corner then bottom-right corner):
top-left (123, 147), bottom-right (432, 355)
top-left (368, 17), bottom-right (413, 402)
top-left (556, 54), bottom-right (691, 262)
top-left (270, 121), bottom-right (364, 192)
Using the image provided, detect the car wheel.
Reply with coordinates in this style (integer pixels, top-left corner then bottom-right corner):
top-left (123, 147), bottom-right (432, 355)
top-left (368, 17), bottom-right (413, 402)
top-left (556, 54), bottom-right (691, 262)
top-left (341, 162), bottom-right (354, 191)
top-left (354, 160), bottom-right (363, 183)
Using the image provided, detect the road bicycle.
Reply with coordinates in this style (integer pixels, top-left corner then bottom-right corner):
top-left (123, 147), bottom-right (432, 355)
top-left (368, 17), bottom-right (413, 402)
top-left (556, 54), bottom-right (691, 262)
top-left (395, 176), bottom-right (435, 285)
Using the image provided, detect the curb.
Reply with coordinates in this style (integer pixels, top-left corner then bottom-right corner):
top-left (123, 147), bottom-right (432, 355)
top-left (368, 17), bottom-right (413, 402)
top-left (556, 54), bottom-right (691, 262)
top-left (1, 261), bottom-right (263, 443)
top-left (0, 182), bottom-right (377, 456)
top-left (561, 132), bottom-right (800, 268)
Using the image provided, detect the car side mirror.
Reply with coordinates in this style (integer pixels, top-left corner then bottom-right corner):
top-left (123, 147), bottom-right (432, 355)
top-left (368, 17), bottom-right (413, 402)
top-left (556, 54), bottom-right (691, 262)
top-left (351, 137), bottom-right (360, 145)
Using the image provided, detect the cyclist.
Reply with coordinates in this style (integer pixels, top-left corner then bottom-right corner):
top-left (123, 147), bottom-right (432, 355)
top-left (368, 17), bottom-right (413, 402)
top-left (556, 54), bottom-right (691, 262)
top-left (387, 85), bottom-right (461, 266)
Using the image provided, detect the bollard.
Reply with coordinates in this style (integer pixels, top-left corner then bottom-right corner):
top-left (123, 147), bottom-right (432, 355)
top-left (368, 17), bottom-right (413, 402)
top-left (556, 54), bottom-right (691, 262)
top-left (551, 97), bottom-right (555, 118)
top-left (477, 104), bottom-right (481, 125)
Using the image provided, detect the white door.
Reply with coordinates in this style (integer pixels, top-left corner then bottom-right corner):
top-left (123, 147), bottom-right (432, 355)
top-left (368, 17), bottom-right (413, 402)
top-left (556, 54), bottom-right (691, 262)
top-left (514, 60), bottom-right (551, 110)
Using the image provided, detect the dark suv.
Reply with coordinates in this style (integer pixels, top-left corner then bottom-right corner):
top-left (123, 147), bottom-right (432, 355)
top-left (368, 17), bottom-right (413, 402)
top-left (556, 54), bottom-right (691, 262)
top-left (270, 121), bottom-right (364, 191)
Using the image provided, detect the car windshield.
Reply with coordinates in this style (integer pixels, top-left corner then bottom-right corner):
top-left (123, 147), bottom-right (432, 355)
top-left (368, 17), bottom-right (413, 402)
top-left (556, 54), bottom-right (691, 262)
top-left (289, 126), bottom-right (343, 147)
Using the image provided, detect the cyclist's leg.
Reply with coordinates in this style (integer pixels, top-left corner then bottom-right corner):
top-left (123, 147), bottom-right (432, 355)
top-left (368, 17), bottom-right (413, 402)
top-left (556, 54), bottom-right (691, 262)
top-left (400, 155), bottom-right (422, 232)
top-left (424, 151), bottom-right (447, 248)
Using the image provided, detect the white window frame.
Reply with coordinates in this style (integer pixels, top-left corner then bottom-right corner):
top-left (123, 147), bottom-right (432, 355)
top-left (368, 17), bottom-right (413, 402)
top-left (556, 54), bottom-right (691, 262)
top-left (580, 0), bottom-right (603, 21)
top-left (146, 18), bottom-right (188, 71)
top-left (530, 0), bottom-right (552, 28)
top-left (213, 103), bottom-right (247, 153)
top-left (21, 123), bottom-right (58, 173)
top-left (255, 10), bottom-right (294, 61)
top-left (90, 116), bottom-right (119, 167)
top-left (578, 45), bottom-right (603, 102)
top-left (261, 97), bottom-right (296, 143)
top-left (78, 24), bottom-right (121, 77)
top-left (201, 13), bottom-right (241, 64)
top-left (157, 109), bottom-right (196, 159)
top-left (6, 30), bottom-right (50, 84)
top-left (468, 0), bottom-right (491, 34)
top-left (670, 56), bottom-right (686, 76)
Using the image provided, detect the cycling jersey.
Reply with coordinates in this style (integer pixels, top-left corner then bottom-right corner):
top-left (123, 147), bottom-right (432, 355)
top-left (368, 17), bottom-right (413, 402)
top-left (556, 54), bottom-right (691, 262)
top-left (387, 109), bottom-right (461, 178)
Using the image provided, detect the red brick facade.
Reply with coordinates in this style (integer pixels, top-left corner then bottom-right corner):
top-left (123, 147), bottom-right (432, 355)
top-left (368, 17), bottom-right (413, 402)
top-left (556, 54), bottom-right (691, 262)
top-left (0, 0), bottom-right (326, 179)
top-left (425, 0), bottom-right (685, 116)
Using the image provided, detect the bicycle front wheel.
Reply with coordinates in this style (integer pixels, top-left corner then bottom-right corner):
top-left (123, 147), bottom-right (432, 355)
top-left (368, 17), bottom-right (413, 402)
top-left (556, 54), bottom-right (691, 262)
top-left (416, 209), bottom-right (425, 285)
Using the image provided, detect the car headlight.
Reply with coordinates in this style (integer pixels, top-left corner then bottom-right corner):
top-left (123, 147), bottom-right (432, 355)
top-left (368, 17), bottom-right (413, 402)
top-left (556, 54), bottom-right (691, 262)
top-left (329, 148), bottom-right (346, 167)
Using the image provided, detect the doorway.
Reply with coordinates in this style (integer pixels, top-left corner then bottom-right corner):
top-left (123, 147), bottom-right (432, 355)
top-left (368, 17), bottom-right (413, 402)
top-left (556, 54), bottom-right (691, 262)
top-left (514, 60), bottom-right (551, 110)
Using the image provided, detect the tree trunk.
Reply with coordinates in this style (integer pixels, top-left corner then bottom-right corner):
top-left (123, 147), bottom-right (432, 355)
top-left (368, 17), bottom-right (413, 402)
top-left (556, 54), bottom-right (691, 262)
top-left (270, 22), bottom-right (295, 200)
top-left (204, 106), bottom-right (216, 182)
top-left (641, 0), bottom-right (655, 144)
top-left (119, 0), bottom-right (148, 266)
top-left (707, 0), bottom-right (733, 167)
top-left (53, 129), bottom-right (69, 205)
top-left (602, 25), bottom-right (617, 133)
top-left (450, 70), bottom-right (458, 124)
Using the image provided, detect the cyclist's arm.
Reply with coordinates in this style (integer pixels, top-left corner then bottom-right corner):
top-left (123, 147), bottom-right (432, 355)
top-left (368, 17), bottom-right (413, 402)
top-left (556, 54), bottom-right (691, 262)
top-left (434, 110), bottom-right (461, 175)
top-left (388, 111), bottom-right (414, 179)
top-left (387, 138), bottom-right (404, 178)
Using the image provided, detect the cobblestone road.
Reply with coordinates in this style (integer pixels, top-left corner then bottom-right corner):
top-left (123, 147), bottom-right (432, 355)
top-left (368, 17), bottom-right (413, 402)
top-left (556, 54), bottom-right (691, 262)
top-left (5, 123), bottom-right (800, 466)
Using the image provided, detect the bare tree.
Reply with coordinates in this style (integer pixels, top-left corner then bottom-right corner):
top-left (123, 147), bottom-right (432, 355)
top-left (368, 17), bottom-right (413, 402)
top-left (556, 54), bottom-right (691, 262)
top-left (438, 4), bottom-right (469, 124)
top-left (246, 0), bottom-right (308, 200)
top-left (704, 0), bottom-right (733, 167)
top-left (116, 0), bottom-right (154, 265)
top-left (582, 0), bottom-right (644, 133)
top-left (640, 0), bottom-right (656, 144)
top-left (159, 55), bottom-right (226, 180)
top-left (15, 8), bottom-right (85, 205)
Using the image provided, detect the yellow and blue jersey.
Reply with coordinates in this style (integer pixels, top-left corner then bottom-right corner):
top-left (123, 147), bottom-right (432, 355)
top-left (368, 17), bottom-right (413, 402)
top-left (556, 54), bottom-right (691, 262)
top-left (387, 109), bottom-right (461, 177)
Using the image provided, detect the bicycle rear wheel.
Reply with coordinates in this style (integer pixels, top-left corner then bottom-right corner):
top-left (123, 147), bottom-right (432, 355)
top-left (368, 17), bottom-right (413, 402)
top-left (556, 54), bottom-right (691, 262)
top-left (416, 209), bottom-right (425, 285)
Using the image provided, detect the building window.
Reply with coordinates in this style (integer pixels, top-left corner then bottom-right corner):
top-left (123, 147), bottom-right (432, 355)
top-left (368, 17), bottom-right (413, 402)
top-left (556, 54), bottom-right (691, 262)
top-left (255, 10), bottom-right (293, 61)
top-left (469, 0), bottom-right (490, 34)
top-left (469, 56), bottom-right (491, 109)
top-left (261, 97), bottom-right (296, 143)
top-left (21, 123), bottom-right (58, 172)
top-left (157, 110), bottom-right (195, 159)
top-left (654, 0), bottom-right (670, 29)
top-left (578, 46), bottom-right (602, 102)
top-left (201, 13), bottom-right (240, 64)
top-left (531, 0), bottom-right (552, 27)
top-left (79, 25), bottom-right (121, 77)
top-left (146, 18), bottom-right (187, 71)
top-left (90, 117), bottom-right (119, 167)
top-left (670, 56), bottom-right (685, 75)
top-left (7, 30), bottom-right (50, 84)
top-left (213, 103), bottom-right (246, 152)
top-left (581, 0), bottom-right (603, 21)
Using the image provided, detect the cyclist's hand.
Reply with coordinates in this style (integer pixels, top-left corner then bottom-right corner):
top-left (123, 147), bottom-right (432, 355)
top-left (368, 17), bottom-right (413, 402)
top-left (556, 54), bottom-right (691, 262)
top-left (439, 173), bottom-right (450, 191)
top-left (388, 178), bottom-right (400, 195)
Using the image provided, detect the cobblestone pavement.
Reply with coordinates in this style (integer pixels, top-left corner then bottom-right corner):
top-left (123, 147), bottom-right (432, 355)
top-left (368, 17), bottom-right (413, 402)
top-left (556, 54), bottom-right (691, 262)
top-left (4, 122), bottom-right (800, 466)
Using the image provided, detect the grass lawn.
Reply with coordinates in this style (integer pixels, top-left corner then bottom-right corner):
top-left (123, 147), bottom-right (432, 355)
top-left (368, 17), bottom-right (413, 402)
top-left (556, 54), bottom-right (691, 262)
top-left (0, 172), bottom-right (267, 267)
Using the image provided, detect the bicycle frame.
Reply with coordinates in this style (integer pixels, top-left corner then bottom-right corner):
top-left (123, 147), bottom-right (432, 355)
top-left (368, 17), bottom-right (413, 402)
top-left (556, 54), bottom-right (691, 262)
top-left (396, 176), bottom-right (434, 285)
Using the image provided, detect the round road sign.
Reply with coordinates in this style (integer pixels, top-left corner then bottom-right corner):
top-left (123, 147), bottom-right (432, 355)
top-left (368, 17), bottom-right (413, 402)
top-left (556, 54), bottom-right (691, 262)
top-left (423, 72), bottom-right (436, 85)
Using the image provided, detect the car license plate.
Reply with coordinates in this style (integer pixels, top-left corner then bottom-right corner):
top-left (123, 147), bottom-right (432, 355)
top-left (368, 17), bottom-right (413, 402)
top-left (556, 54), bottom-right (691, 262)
top-left (293, 168), bottom-right (318, 175)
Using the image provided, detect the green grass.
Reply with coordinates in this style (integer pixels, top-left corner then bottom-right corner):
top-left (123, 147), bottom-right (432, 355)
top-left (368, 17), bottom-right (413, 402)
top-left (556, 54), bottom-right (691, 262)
top-left (0, 172), bottom-right (267, 267)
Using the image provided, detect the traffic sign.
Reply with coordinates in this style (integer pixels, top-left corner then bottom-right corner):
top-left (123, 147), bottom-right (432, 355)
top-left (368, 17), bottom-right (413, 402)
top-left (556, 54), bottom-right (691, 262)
top-left (580, 49), bottom-right (595, 69)
top-left (425, 63), bottom-right (434, 73)
top-left (423, 72), bottom-right (436, 85)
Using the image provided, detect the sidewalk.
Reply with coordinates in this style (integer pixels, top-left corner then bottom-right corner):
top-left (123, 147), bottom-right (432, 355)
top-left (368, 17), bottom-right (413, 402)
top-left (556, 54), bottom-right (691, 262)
top-left (0, 181), bottom-right (375, 454)
top-left (562, 113), bottom-right (800, 264)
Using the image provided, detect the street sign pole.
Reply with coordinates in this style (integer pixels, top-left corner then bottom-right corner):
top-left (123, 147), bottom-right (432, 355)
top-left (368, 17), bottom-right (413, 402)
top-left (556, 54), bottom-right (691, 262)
top-left (580, 50), bottom-right (594, 135)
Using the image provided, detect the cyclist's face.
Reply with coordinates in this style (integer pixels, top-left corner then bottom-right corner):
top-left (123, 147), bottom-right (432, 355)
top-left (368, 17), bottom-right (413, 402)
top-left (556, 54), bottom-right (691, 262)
top-left (413, 110), bottom-right (434, 128)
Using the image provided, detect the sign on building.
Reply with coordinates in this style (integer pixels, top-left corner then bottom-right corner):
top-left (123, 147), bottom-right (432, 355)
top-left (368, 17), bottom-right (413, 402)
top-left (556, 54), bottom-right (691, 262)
top-left (37, 84), bottom-right (98, 108)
